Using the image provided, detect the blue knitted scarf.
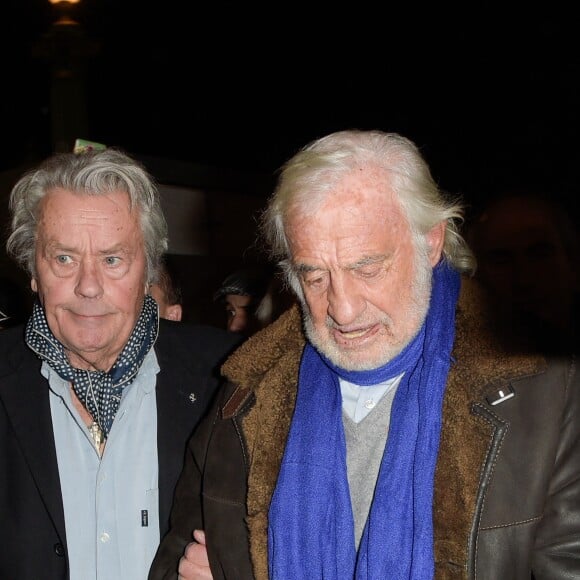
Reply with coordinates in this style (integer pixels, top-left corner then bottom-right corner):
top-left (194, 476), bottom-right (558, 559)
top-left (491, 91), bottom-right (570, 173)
top-left (268, 261), bottom-right (460, 579)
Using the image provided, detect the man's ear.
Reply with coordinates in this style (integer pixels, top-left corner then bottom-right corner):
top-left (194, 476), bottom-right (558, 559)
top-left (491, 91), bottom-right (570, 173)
top-left (165, 304), bottom-right (183, 322)
top-left (426, 222), bottom-right (446, 266)
top-left (31, 278), bottom-right (38, 293)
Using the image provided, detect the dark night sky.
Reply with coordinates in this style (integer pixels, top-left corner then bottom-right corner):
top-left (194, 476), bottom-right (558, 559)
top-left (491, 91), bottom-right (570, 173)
top-left (2, 1), bottom-right (579, 210)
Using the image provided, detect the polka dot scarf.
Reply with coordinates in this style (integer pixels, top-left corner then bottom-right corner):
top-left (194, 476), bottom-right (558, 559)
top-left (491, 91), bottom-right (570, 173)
top-left (25, 294), bottom-right (159, 440)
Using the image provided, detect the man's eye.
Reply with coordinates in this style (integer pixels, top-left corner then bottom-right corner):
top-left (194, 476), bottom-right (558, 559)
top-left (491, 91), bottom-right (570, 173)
top-left (105, 256), bottom-right (121, 266)
top-left (56, 255), bottom-right (72, 264)
top-left (357, 267), bottom-right (380, 278)
top-left (304, 275), bottom-right (323, 287)
top-left (303, 274), bottom-right (329, 292)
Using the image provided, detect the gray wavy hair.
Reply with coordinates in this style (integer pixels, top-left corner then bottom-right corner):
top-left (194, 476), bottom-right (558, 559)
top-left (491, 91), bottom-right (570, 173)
top-left (260, 129), bottom-right (476, 295)
top-left (6, 148), bottom-right (168, 286)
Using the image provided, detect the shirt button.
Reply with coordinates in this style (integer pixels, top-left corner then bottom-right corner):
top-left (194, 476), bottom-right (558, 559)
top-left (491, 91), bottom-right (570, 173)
top-left (364, 399), bottom-right (375, 410)
top-left (100, 532), bottom-right (110, 543)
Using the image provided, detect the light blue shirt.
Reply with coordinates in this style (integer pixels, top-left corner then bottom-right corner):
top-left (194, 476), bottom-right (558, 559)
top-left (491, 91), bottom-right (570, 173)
top-left (46, 349), bottom-right (160, 580)
top-left (340, 373), bottom-right (404, 422)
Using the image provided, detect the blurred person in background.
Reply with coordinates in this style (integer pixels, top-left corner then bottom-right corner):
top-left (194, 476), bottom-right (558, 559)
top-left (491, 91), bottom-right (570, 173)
top-left (466, 190), bottom-right (580, 354)
top-left (149, 258), bottom-right (183, 322)
top-left (213, 265), bottom-right (293, 336)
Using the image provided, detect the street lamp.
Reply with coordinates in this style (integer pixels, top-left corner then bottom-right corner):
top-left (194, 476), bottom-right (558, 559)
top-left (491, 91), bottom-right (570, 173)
top-left (48, 0), bottom-right (81, 27)
top-left (33, 0), bottom-right (99, 153)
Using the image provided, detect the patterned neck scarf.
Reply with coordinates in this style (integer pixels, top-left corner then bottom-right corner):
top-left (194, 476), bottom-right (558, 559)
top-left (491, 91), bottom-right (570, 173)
top-left (25, 294), bottom-right (159, 440)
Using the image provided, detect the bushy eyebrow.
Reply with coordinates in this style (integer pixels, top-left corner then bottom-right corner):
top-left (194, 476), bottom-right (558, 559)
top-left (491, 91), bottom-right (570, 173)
top-left (96, 244), bottom-right (131, 256)
top-left (294, 262), bottom-right (319, 275)
top-left (44, 241), bottom-right (131, 256)
top-left (294, 254), bottom-right (388, 274)
top-left (346, 255), bottom-right (387, 270)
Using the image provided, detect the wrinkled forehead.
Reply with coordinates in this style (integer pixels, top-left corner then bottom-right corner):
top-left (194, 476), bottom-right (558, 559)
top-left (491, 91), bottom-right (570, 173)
top-left (36, 188), bottom-right (142, 249)
top-left (286, 165), bottom-right (398, 224)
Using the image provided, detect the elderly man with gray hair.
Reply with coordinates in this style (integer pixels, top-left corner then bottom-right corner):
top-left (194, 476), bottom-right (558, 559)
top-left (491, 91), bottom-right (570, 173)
top-left (151, 130), bottom-right (580, 580)
top-left (0, 148), bottom-right (240, 580)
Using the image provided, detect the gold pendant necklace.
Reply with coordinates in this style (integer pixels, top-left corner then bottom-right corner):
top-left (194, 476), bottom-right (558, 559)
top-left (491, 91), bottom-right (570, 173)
top-left (88, 421), bottom-right (103, 455)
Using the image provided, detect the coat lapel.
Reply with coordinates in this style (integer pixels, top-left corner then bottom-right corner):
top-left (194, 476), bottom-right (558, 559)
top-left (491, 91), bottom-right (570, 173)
top-left (433, 276), bottom-right (545, 578)
top-left (154, 362), bottom-right (199, 535)
top-left (0, 352), bottom-right (67, 543)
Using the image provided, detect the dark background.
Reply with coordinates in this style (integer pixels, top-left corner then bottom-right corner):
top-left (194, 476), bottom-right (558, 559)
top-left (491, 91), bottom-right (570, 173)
top-left (1, 1), bottom-right (579, 324)
top-left (3, 2), bottom-right (578, 198)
